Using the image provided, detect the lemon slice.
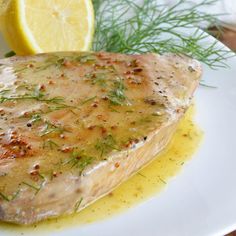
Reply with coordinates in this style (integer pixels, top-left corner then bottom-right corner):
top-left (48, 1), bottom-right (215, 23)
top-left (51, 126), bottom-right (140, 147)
top-left (0, 0), bottom-right (94, 55)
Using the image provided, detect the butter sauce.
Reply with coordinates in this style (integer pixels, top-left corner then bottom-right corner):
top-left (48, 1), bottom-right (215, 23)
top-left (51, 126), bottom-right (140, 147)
top-left (0, 105), bottom-right (203, 235)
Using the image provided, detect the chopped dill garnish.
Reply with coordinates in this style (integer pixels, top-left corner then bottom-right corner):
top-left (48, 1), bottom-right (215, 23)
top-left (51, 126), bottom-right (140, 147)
top-left (40, 121), bottom-right (66, 137)
top-left (0, 89), bottom-right (10, 95)
top-left (137, 173), bottom-right (146, 178)
top-left (29, 114), bottom-right (42, 124)
top-left (108, 106), bottom-right (120, 113)
top-left (63, 150), bottom-right (94, 174)
top-left (107, 78), bottom-right (127, 106)
top-left (0, 192), bottom-right (10, 202)
top-left (74, 197), bottom-right (83, 213)
top-left (11, 189), bottom-right (21, 201)
top-left (4, 51), bottom-right (16, 58)
top-left (158, 176), bottom-right (167, 184)
top-left (138, 116), bottom-right (153, 124)
top-left (92, 73), bottom-right (107, 87)
top-left (75, 54), bottom-right (96, 63)
top-left (34, 56), bottom-right (65, 71)
top-left (81, 96), bottom-right (97, 105)
top-left (21, 181), bottom-right (41, 194)
top-left (95, 134), bottom-right (120, 157)
top-left (93, 0), bottom-right (235, 69)
top-left (43, 139), bottom-right (59, 150)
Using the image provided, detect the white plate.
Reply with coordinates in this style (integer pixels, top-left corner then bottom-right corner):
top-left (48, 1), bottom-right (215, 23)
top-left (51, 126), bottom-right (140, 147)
top-left (0, 33), bottom-right (236, 236)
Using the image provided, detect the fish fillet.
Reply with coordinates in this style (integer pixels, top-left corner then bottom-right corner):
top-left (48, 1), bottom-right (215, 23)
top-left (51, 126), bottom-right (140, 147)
top-left (0, 52), bottom-right (201, 224)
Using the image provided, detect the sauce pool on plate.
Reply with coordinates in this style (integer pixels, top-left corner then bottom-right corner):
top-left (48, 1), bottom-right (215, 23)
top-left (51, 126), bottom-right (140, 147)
top-left (0, 105), bottom-right (203, 235)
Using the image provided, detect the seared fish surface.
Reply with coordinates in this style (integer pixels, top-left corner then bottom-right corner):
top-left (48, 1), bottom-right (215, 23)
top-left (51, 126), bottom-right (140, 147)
top-left (0, 52), bottom-right (201, 224)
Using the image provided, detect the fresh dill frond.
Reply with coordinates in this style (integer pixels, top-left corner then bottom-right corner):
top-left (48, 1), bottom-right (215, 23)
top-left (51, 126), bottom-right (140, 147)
top-left (0, 191), bottom-right (10, 202)
top-left (43, 139), bottom-right (59, 150)
top-left (63, 150), bottom-right (94, 173)
top-left (0, 85), bottom-right (71, 110)
top-left (40, 121), bottom-right (66, 137)
top-left (93, 0), bottom-right (235, 69)
top-left (29, 114), bottom-right (42, 124)
top-left (95, 134), bottom-right (120, 157)
top-left (107, 78), bottom-right (127, 106)
top-left (21, 181), bottom-right (41, 194)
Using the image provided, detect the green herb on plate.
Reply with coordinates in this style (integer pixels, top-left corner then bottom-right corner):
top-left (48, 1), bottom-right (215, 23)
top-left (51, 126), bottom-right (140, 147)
top-left (92, 0), bottom-right (235, 69)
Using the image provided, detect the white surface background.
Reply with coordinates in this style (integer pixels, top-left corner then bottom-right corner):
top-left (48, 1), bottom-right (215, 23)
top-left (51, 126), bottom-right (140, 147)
top-left (166, 0), bottom-right (236, 30)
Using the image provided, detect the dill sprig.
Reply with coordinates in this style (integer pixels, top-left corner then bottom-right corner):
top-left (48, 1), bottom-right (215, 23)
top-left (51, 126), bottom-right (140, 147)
top-left (21, 181), bottom-right (41, 195)
top-left (93, 0), bottom-right (235, 69)
top-left (95, 134), bottom-right (120, 157)
top-left (0, 191), bottom-right (10, 202)
top-left (0, 190), bottom-right (21, 202)
top-left (74, 197), bottom-right (83, 213)
top-left (0, 85), bottom-right (74, 113)
top-left (43, 139), bottom-right (59, 150)
top-left (63, 150), bottom-right (94, 174)
top-left (107, 78), bottom-right (127, 106)
top-left (40, 121), bottom-right (66, 136)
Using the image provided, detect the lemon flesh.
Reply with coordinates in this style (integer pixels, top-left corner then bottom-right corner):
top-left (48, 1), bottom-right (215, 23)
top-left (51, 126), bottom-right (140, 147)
top-left (0, 0), bottom-right (94, 55)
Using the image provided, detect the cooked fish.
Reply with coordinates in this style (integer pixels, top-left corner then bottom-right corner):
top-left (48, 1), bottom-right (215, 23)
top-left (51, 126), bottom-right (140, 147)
top-left (0, 52), bottom-right (201, 224)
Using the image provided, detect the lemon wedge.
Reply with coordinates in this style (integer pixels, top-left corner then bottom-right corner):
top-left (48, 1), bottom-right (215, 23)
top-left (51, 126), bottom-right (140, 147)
top-left (0, 0), bottom-right (94, 55)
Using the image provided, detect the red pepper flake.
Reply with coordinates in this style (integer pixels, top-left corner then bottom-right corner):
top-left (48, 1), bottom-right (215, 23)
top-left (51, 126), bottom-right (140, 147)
top-left (62, 60), bottom-right (73, 68)
top-left (30, 170), bottom-right (38, 176)
top-left (96, 114), bottom-right (106, 121)
top-left (125, 139), bottom-right (139, 148)
top-left (34, 164), bottom-right (40, 170)
top-left (53, 171), bottom-right (58, 177)
top-left (102, 96), bottom-right (108, 101)
top-left (39, 84), bottom-right (46, 91)
top-left (115, 163), bottom-right (120, 168)
top-left (61, 147), bottom-right (73, 153)
top-left (144, 98), bottom-right (157, 106)
top-left (14, 81), bottom-right (19, 85)
top-left (88, 125), bottom-right (96, 130)
top-left (92, 103), bottom-right (98, 108)
top-left (111, 126), bottom-right (117, 130)
top-left (27, 123), bottom-right (32, 127)
top-left (100, 127), bottom-right (107, 135)
top-left (133, 68), bottom-right (143, 73)
top-left (124, 71), bottom-right (133, 75)
top-left (27, 64), bottom-right (34, 68)
top-left (48, 80), bottom-right (55, 85)
top-left (91, 73), bottom-right (96, 79)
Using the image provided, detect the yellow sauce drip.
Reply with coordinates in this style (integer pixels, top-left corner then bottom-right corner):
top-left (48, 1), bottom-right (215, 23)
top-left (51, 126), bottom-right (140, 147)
top-left (0, 105), bottom-right (203, 235)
